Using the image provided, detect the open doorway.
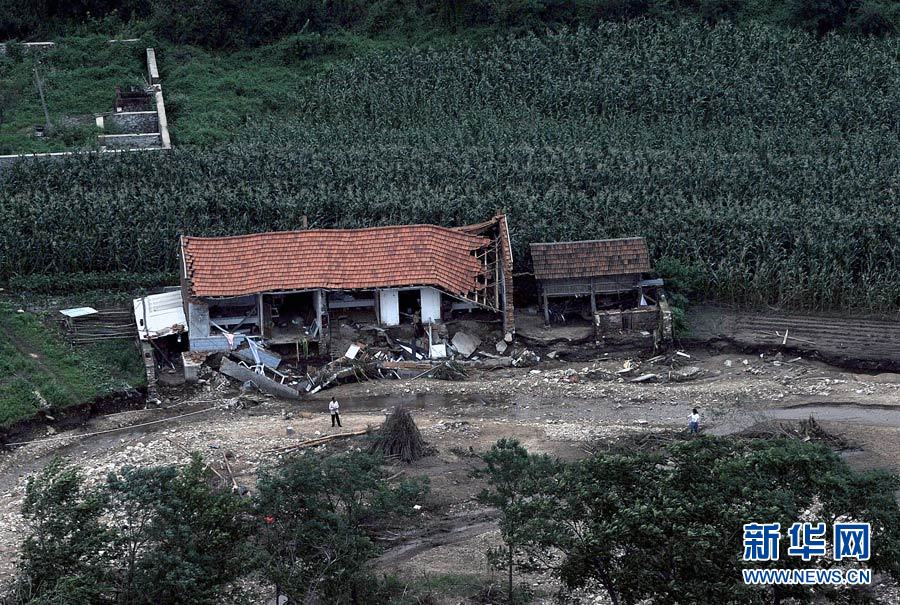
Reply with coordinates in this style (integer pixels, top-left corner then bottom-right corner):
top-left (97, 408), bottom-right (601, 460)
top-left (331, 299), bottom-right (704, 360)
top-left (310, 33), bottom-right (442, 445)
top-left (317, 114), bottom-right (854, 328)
top-left (398, 289), bottom-right (421, 324)
top-left (267, 292), bottom-right (316, 343)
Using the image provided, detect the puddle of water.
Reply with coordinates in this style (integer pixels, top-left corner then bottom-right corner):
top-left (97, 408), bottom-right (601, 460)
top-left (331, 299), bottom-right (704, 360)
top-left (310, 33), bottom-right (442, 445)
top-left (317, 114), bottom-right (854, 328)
top-left (711, 404), bottom-right (900, 436)
top-left (765, 405), bottom-right (900, 425)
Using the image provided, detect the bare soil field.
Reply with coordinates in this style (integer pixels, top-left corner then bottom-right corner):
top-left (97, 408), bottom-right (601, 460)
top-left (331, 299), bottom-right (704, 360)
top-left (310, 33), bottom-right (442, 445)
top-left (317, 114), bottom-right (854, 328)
top-left (1, 346), bottom-right (899, 602)
top-left (687, 305), bottom-right (900, 369)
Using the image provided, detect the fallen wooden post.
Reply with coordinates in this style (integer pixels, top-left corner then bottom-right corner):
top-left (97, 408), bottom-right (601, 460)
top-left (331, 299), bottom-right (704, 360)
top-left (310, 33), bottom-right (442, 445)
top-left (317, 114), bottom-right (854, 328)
top-left (264, 428), bottom-right (369, 454)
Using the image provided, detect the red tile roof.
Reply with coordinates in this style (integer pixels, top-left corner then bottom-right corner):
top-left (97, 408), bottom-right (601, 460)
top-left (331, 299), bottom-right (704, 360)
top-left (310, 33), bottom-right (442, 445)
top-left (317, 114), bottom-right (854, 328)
top-left (530, 237), bottom-right (651, 280)
top-left (182, 225), bottom-right (492, 298)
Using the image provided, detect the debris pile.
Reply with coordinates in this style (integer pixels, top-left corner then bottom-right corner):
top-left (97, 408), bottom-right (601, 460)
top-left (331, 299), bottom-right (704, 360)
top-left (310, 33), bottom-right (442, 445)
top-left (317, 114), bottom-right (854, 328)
top-left (195, 322), bottom-right (523, 397)
top-left (613, 351), bottom-right (704, 384)
top-left (370, 407), bottom-right (430, 463)
top-left (738, 416), bottom-right (851, 449)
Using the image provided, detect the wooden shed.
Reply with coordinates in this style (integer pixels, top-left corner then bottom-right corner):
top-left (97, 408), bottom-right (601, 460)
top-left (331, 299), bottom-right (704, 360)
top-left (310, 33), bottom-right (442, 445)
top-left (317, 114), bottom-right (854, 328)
top-left (530, 237), bottom-right (653, 325)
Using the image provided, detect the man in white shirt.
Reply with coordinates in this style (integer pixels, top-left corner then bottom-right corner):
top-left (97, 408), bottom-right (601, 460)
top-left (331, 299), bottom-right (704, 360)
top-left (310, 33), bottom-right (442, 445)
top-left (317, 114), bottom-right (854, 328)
top-left (689, 408), bottom-right (700, 434)
top-left (329, 396), bottom-right (342, 428)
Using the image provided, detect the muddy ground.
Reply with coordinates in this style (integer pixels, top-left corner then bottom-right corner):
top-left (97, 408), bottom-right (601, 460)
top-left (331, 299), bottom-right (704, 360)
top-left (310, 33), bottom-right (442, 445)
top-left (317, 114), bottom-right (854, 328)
top-left (1, 346), bottom-right (899, 603)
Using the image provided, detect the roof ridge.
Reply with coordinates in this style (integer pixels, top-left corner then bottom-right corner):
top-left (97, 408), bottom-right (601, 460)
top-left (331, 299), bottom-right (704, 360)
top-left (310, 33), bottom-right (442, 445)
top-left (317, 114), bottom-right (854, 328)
top-left (531, 236), bottom-right (646, 246)
top-left (182, 223), bottom-right (486, 242)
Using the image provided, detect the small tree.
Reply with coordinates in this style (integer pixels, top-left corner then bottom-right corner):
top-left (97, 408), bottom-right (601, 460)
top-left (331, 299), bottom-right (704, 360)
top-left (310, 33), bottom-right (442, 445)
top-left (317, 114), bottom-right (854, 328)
top-left (6, 456), bottom-right (248, 605)
top-left (502, 436), bottom-right (900, 605)
top-left (254, 450), bottom-right (428, 604)
top-left (105, 455), bottom-right (249, 604)
top-left (473, 438), bottom-right (562, 603)
top-left (13, 458), bottom-right (113, 604)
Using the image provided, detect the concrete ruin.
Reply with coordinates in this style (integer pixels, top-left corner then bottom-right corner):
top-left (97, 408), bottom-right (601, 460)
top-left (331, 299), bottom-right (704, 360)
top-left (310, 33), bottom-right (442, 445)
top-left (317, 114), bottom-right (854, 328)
top-left (95, 48), bottom-right (172, 150)
top-left (0, 46), bottom-right (171, 172)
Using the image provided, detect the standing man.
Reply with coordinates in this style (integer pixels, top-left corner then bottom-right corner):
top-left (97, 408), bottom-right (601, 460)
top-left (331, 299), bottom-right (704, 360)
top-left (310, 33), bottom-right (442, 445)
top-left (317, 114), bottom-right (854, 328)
top-left (329, 396), bottom-right (342, 428)
top-left (689, 408), bottom-right (700, 434)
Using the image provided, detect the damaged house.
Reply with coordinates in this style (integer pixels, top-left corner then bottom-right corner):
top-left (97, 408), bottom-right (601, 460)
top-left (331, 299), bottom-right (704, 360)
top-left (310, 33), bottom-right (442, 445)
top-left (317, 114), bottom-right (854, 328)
top-left (178, 214), bottom-right (515, 357)
top-left (530, 237), bottom-right (672, 344)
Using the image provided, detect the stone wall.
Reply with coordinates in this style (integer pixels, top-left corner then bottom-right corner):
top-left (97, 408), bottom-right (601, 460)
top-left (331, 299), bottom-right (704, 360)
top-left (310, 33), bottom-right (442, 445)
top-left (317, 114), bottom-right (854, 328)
top-left (98, 133), bottom-right (162, 149)
top-left (595, 306), bottom-right (660, 335)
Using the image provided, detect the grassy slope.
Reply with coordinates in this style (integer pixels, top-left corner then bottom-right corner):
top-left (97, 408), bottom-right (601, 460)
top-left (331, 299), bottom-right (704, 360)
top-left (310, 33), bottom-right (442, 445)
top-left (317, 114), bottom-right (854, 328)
top-left (0, 303), bottom-right (144, 428)
top-left (0, 36), bottom-right (148, 154)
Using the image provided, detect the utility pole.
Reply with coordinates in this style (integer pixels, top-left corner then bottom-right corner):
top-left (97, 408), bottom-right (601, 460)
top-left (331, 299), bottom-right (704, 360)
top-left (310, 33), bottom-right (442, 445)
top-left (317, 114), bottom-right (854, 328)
top-left (33, 64), bottom-right (52, 136)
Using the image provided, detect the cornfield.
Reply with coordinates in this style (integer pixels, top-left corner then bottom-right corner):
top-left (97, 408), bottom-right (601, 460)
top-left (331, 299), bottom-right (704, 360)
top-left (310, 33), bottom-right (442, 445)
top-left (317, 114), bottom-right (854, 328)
top-left (1, 21), bottom-right (898, 311)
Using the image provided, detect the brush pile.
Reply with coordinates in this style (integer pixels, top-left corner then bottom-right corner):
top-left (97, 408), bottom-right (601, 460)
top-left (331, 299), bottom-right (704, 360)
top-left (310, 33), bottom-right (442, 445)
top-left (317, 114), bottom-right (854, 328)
top-left (370, 406), bottom-right (429, 463)
top-left (738, 416), bottom-right (851, 449)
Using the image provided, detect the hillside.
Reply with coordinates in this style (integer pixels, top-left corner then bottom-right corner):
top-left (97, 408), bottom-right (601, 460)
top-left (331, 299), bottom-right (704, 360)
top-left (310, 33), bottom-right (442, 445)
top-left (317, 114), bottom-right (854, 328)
top-left (0, 304), bottom-right (145, 429)
top-left (1, 21), bottom-right (898, 313)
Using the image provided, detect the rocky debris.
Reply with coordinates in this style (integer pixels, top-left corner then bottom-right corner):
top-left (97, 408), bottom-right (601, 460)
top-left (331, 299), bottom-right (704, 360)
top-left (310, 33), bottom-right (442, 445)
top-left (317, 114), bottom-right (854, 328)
top-left (472, 357), bottom-right (512, 370)
top-left (630, 373), bottom-right (659, 383)
top-left (304, 359), bottom-right (383, 393)
top-left (512, 349), bottom-right (540, 367)
top-left (220, 358), bottom-right (300, 399)
top-left (669, 366), bottom-right (702, 382)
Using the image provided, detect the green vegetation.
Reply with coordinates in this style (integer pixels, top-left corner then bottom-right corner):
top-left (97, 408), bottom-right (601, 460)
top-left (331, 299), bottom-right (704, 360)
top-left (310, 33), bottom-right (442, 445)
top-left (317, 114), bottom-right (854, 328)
top-left (9, 436), bottom-right (897, 604)
top-left (255, 450), bottom-right (429, 603)
top-left (4, 455), bottom-right (248, 605)
top-left (2, 0), bottom-right (897, 44)
top-left (7, 271), bottom-right (176, 295)
top-left (0, 36), bottom-right (147, 154)
top-left (0, 304), bottom-right (143, 429)
top-left (479, 436), bottom-right (900, 604)
top-left (2, 22), bottom-right (898, 313)
top-left (4, 450), bottom-right (430, 605)
top-left (1, 0), bottom-right (897, 152)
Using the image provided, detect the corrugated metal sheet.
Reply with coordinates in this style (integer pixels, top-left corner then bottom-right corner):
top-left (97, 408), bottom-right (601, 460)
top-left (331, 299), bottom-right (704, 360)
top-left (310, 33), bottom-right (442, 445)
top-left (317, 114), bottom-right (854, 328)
top-left (189, 334), bottom-right (246, 352)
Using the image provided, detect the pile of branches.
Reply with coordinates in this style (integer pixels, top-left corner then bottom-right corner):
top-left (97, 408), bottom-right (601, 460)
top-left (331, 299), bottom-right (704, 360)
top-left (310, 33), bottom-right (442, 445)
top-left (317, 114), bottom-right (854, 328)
top-left (738, 416), bottom-right (851, 449)
top-left (370, 407), bottom-right (430, 463)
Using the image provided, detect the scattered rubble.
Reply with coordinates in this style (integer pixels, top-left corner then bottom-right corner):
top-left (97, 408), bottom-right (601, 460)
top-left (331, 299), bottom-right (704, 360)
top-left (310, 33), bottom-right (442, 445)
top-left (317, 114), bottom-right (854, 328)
top-left (512, 349), bottom-right (540, 367)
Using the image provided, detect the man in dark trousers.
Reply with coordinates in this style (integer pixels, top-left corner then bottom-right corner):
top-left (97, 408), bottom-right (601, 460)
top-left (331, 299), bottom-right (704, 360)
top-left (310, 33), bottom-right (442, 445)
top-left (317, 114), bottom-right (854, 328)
top-left (329, 396), bottom-right (342, 428)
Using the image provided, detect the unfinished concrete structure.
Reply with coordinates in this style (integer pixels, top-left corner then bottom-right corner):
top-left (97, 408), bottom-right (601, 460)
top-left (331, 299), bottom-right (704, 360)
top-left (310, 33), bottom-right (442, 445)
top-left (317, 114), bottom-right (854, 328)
top-left (530, 237), bottom-right (670, 342)
top-left (96, 48), bottom-right (172, 150)
top-left (179, 214), bottom-right (514, 355)
top-left (0, 46), bottom-right (171, 172)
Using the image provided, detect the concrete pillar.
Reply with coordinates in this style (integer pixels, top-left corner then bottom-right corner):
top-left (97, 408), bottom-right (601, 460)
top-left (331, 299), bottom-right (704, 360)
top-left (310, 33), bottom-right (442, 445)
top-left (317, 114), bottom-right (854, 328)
top-left (188, 301), bottom-right (210, 338)
top-left (379, 289), bottom-right (399, 326)
top-left (420, 287), bottom-right (441, 323)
